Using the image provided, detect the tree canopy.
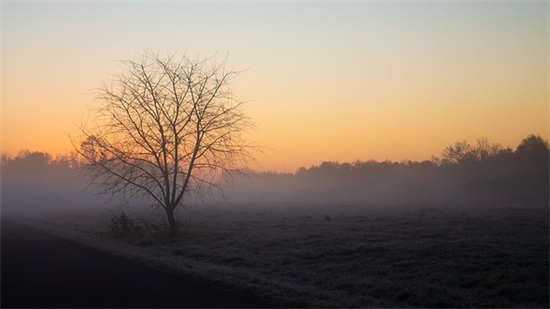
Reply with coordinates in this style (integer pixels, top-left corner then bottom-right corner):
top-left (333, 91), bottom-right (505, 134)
top-left (74, 52), bottom-right (255, 235)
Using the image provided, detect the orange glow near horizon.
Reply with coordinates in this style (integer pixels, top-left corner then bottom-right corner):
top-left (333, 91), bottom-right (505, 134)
top-left (2, 2), bottom-right (548, 172)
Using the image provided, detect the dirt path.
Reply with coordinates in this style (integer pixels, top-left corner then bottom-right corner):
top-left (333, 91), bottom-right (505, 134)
top-left (1, 218), bottom-right (274, 308)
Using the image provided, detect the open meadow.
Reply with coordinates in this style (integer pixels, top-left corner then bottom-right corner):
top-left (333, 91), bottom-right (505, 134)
top-left (18, 202), bottom-right (549, 308)
top-left (4, 2), bottom-right (549, 308)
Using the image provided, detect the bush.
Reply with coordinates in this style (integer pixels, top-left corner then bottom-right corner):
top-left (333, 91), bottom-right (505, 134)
top-left (109, 210), bottom-right (142, 238)
top-left (109, 210), bottom-right (190, 243)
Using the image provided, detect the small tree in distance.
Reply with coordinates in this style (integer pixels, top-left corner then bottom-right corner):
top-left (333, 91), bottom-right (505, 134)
top-left (441, 137), bottom-right (506, 164)
top-left (73, 51), bottom-right (255, 236)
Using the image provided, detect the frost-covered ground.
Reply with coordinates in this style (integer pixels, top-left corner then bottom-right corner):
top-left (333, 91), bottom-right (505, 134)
top-left (16, 203), bottom-right (549, 307)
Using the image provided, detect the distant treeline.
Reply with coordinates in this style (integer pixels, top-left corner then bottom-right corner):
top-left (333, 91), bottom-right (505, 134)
top-left (1, 151), bottom-right (110, 213)
top-left (227, 134), bottom-right (549, 205)
top-left (1, 134), bottom-right (548, 210)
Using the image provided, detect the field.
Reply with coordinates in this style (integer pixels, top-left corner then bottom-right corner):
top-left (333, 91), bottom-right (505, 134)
top-left (18, 203), bottom-right (549, 308)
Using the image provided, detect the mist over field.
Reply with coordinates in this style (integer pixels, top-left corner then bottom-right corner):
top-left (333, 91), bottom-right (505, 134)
top-left (1, 135), bottom-right (549, 308)
top-left (2, 134), bottom-right (549, 215)
top-left (2, 1), bottom-right (548, 307)
top-left (1, 152), bottom-right (114, 216)
top-left (226, 135), bottom-right (549, 210)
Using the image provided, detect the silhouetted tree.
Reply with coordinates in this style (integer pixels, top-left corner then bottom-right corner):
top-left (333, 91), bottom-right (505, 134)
top-left (1, 153), bottom-right (12, 169)
top-left (74, 52), bottom-right (255, 235)
top-left (442, 138), bottom-right (507, 164)
top-left (515, 134), bottom-right (549, 160)
top-left (472, 137), bottom-right (504, 161)
top-left (441, 140), bottom-right (473, 164)
top-left (513, 134), bottom-right (549, 201)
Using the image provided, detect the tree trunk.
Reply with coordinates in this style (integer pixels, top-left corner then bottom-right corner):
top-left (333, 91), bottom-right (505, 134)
top-left (166, 207), bottom-right (178, 236)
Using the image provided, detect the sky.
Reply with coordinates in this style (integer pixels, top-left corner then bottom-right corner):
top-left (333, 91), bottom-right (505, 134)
top-left (2, 1), bottom-right (548, 172)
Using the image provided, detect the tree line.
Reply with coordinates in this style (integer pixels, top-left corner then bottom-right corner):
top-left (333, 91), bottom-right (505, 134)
top-left (1, 150), bottom-right (109, 214)
top-left (1, 133), bottom-right (548, 211)
top-left (228, 134), bottom-right (549, 205)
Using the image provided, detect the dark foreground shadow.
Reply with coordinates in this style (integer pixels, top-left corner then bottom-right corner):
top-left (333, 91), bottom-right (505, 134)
top-left (1, 218), bottom-right (276, 308)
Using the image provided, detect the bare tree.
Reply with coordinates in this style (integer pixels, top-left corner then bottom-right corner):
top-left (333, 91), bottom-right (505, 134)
top-left (74, 52), bottom-right (255, 235)
top-left (442, 138), bottom-right (506, 164)
top-left (441, 140), bottom-right (472, 164)
top-left (472, 137), bottom-right (504, 161)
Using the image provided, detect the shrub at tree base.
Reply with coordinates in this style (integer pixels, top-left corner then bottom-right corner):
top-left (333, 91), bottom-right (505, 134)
top-left (109, 211), bottom-right (141, 239)
top-left (109, 210), bottom-right (189, 244)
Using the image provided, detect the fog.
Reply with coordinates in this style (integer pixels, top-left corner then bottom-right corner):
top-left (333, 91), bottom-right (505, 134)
top-left (224, 161), bottom-right (548, 210)
top-left (225, 135), bottom-right (549, 210)
top-left (2, 137), bottom-right (548, 308)
top-left (2, 134), bottom-right (548, 216)
top-left (1, 152), bottom-right (115, 216)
